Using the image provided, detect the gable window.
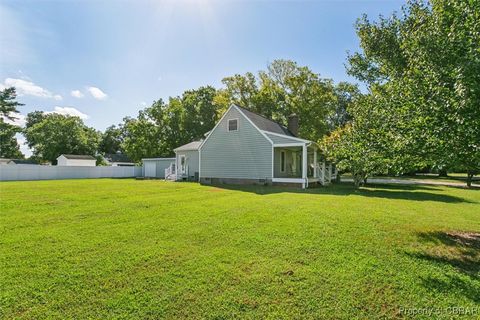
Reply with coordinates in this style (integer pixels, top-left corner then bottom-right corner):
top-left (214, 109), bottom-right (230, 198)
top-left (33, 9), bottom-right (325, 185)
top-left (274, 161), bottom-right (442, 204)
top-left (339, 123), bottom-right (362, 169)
top-left (228, 119), bottom-right (238, 132)
top-left (280, 150), bottom-right (286, 173)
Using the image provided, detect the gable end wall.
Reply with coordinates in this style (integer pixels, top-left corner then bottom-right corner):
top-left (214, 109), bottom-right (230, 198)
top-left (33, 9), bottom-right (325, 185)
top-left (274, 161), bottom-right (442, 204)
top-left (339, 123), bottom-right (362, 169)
top-left (200, 107), bottom-right (273, 179)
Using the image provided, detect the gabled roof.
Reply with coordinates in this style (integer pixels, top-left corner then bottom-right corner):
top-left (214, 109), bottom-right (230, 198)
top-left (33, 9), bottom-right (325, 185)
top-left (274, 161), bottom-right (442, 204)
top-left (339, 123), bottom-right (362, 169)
top-left (174, 141), bottom-right (202, 152)
top-left (104, 153), bottom-right (132, 163)
top-left (235, 105), bottom-right (296, 137)
top-left (197, 104), bottom-right (313, 151)
top-left (59, 154), bottom-right (96, 160)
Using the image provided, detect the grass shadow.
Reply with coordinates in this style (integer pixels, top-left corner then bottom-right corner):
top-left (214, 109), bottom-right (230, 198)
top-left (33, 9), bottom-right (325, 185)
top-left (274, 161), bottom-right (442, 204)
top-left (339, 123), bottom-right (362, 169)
top-left (207, 183), bottom-right (474, 203)
top-left (360, 183), bottom-right (440, 191)
top-left (407, 231), bottom-right (480, 303)
top-left (419, 274), bottom-right (480, 303)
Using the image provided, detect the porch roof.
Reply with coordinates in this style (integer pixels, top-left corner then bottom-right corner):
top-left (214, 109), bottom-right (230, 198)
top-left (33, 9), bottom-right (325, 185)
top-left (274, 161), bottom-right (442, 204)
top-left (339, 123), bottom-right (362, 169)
top-left (174, 141), bottom-right (202, 152)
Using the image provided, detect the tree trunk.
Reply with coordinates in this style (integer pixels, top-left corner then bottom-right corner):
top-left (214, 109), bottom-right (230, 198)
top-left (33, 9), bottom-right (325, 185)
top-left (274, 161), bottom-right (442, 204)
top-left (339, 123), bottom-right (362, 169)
top-left (438, 169), bottom-right (448, 177)
top-left (353, 174), bottom-right (362, 188)
top-left (467, 172), bottom-right (473, 188)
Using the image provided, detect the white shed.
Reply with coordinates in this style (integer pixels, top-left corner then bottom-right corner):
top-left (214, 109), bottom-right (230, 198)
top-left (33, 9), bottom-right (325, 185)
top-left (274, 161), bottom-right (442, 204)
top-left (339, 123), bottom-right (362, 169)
top-left (57, 154), bottom-right (96, 166)
top-left (142, 158), bottom-right (175, 178)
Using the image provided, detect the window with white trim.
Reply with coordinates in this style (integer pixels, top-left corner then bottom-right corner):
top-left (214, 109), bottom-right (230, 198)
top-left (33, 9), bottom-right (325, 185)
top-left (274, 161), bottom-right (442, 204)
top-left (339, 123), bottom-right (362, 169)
top-left (280, 150), bottom-right (286, 173)
top-left (228, 119), bottom-right (238, 131)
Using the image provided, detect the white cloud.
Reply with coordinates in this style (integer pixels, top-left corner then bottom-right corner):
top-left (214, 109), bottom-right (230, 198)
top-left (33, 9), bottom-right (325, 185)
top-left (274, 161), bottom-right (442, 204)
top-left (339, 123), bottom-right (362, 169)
top-left (1, 78), bottom-right (62, 100)
top-left (46, 106), bottom-right (89, 120)
top-left (87, 86), bottom-right (108, 100)
top-left (71, 90), bottom-right (84, 98)
top-left (2, 106), bottom-right (88, 128)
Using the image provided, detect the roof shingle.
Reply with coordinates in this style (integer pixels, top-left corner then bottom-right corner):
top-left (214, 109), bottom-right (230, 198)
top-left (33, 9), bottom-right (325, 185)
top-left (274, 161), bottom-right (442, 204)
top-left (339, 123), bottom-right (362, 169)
top-left (236, 105), bottom-right (295, 137)
top-left (60, 154), bottom-right (96, 160)
top-left (174, 141), bottom-right (202, 151)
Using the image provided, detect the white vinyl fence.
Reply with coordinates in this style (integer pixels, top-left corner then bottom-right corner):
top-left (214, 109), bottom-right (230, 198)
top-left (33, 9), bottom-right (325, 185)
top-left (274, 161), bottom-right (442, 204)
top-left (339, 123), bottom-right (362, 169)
top-left (0, 165), bottom-right (143, 181)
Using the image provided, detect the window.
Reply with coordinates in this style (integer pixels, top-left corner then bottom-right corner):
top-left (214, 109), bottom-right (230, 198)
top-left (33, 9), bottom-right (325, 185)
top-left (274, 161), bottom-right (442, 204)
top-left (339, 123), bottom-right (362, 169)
top-left (280, 150), bottom-right (286, 173)
top-left (228, 119), bottom-right (238, 131)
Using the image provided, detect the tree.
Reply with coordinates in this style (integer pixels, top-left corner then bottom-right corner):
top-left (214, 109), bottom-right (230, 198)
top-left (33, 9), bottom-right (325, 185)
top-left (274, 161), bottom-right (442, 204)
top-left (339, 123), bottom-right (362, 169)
top-left (0, 87), bottom-right (24, 158)
top-left (346, 0), bottom-right (480, 187)
top-left (322, 125), bottom-right (371, 187)
top-left (322, 94), bottom-right (390, 187)
top-left (99, 125), bottom-right (125, 154)
top-left (0, 87), bottom-right (23, 120)
top-left (121, 115), bottom-right (165, 163)
top-left (220, 60), bottom-right (339, 141)
top-left (120, 86), bottom-right (221, 162)
top-left (328, 82), bottom-right (360, 131)
top-left (23, 112), bottom-right (100, 163)
top-left (0, 121), bottom-right (23, 158)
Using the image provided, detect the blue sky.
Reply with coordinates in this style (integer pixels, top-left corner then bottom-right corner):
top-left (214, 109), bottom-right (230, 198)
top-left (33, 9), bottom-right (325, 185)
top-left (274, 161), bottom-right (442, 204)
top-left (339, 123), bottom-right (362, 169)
top-left (1, 0), bottom-right (404, 155)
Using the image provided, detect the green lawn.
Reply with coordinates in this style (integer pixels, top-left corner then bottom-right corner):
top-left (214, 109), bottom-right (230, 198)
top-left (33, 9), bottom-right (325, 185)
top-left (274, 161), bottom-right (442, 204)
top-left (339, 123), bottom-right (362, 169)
top-left (1, 179), bottom-right (479, 319)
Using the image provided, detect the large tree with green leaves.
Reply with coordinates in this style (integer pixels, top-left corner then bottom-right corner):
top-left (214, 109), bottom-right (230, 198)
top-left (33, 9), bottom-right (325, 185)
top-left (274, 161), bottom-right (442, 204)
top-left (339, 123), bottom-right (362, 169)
top-left (328, 82), bottom-right (360, 131)
top-left (219, 60), bottom-right (344, 141)
top-left (322, 92), bottom-right (428, 187)
top-left (23, 112), bottom-right (100, 163)
top-left (121, 86), bottom-right (221, 162)
top-left (99, 125), bottom-right (125, 154)
top-left (345, 0), bottom-right (480, 186)
top-left (0, 87), bottom-right (24, 158)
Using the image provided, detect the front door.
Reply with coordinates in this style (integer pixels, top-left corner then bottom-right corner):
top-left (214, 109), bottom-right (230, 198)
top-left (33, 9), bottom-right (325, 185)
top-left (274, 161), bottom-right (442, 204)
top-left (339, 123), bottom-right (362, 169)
top-left (180, 155), bottom-right (186, 174)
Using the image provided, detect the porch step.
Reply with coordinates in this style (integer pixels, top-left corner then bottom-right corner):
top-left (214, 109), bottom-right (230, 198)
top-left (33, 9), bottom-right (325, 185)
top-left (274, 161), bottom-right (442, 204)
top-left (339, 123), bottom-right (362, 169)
top-left (165, 174), bottom-right (176, 181)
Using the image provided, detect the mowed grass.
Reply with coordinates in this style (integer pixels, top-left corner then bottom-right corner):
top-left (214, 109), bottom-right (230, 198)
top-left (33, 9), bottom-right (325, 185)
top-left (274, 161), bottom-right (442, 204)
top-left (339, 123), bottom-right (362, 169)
top-left (0, 179), bottom-right (479, 319)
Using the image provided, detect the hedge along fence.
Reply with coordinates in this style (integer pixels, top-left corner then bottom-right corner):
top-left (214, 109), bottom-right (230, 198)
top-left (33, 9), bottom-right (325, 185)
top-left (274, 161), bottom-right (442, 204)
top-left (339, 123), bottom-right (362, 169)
top-left (0, 165), bottom-right (143, 181)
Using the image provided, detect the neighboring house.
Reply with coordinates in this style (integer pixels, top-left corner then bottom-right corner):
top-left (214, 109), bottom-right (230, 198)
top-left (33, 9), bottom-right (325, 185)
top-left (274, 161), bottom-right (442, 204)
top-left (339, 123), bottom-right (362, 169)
top-left (104, 153), bottom-right (135, 166)
top-left (57, 154), bottom-right (96, 166)
top-left (6, 159), bottom-right (40, 165)
top-left (170, 105), bottom-right (335, 188)
top-left (0, 158), bottom-right (11, 165)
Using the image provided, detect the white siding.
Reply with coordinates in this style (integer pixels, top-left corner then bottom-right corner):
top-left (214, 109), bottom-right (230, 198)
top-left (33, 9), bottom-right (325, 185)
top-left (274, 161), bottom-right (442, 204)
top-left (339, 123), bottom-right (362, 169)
top-left (176, 150), bottom-right (199, 179)
top-left (200, 107), bottom-right (273, 179)
top-left (143, 159), bottom-right (175, 178)
top-left (57, 156), bottom-right (96, 166)
top-left (144, 161), bottom-right (157, 177)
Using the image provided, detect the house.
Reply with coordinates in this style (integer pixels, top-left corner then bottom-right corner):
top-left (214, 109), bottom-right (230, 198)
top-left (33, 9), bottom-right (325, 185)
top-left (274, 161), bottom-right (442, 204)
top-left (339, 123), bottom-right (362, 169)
top-left (56, 154), bottom-right (96, 166)
top-left (5, 159), bottom-right (41, 165)
top-left (0, 158), bottom-right (11, 165)
top-left (104, 153), bottom-right (135, 166)
top-left (171, 105), bottom-right (336, 188)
